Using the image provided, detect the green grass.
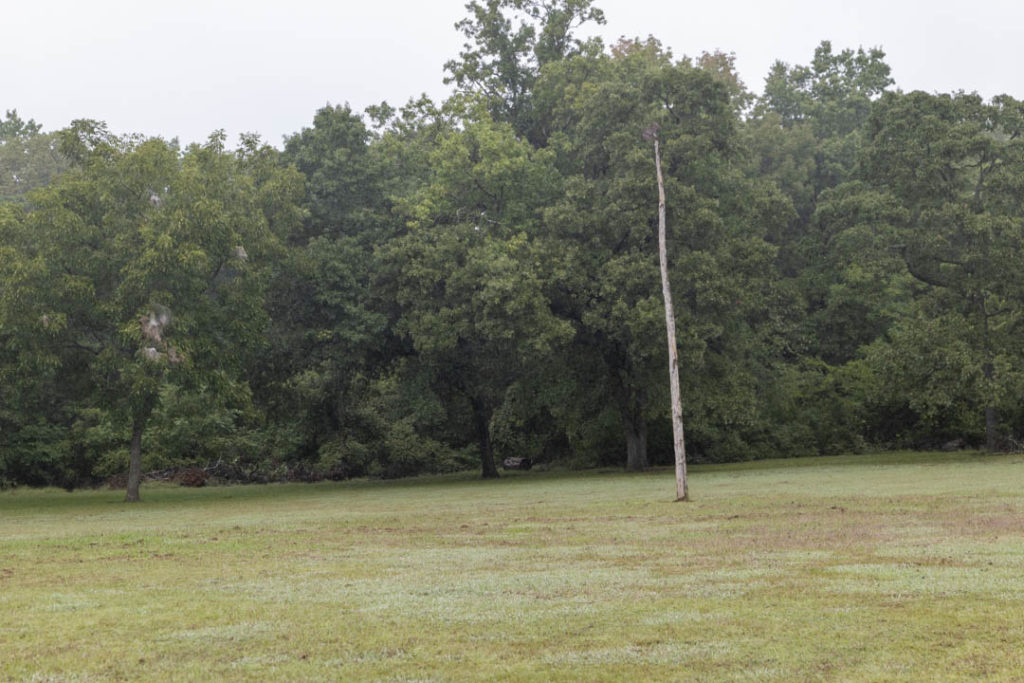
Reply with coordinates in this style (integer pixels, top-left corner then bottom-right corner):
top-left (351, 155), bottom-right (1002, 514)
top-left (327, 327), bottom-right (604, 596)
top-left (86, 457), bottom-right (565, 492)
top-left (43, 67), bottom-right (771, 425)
top-left (3, 451), bottom-right (1024, 681)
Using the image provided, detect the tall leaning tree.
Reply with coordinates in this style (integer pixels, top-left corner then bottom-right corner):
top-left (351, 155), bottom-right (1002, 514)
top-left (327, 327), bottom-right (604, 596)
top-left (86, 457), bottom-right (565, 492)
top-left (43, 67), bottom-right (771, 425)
top-left (645, 123), bottom-right (688, 501)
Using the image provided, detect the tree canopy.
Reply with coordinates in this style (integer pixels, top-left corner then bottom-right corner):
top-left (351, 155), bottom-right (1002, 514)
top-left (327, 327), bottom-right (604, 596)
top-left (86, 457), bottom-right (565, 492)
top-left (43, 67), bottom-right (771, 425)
top-left (4, 4), bottom-right (1024, 493)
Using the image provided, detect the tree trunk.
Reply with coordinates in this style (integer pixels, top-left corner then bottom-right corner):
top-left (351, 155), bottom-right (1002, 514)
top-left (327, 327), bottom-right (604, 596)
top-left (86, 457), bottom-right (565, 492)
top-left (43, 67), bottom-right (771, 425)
top-left (624, 413), bottom-right (648, 471)
top-left (472, 398), bottom-right (500, 479)
top-left (982, 361), bottom-right (998, 451)
top-left (985, 406), bottom-right (998, 452)
top-left (125, 416), bottom-right (145, 503)
top-left (652, 133), bottom-right (688, 502)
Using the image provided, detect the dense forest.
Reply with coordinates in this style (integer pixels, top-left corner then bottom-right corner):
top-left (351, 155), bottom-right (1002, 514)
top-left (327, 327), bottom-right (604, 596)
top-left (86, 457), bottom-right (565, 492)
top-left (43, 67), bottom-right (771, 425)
top-left (3, 0), bottom-right (1024, 494)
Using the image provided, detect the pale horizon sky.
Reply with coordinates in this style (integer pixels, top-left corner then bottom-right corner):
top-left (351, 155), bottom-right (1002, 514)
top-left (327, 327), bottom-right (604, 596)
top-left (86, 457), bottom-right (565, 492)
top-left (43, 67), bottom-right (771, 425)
top-left (4, 1), bottom-right (1022, 147)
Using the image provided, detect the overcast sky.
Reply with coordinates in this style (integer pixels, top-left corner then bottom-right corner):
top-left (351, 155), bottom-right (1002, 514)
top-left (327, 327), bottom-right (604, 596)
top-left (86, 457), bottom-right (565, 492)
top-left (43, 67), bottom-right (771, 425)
top-left (4, 1), bottom-right (1022, 147)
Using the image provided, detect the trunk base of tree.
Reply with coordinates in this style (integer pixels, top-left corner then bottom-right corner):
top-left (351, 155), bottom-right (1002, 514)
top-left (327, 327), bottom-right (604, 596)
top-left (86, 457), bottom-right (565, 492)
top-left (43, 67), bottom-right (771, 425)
top-left (473, 399), bottom-right (500, 479)
top-left (125, 419), bottom-right (144, 503)
top-left (625, 417), bottom-right (648, 471)
top-left (983, 362), bottom-right (998, 452)
top-left (985, 405), bottom-right (998, 452)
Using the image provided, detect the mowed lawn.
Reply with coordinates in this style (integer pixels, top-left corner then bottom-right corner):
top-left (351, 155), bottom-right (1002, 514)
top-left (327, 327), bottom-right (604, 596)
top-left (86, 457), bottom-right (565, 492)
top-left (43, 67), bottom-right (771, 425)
top-left (3, 452), bottom-right (1024, 681)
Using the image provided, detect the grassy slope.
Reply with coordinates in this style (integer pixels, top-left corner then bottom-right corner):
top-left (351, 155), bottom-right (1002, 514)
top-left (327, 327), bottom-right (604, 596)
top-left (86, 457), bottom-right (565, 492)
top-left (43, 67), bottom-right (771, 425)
top-left (2, 451), bottom-right (1024, 681)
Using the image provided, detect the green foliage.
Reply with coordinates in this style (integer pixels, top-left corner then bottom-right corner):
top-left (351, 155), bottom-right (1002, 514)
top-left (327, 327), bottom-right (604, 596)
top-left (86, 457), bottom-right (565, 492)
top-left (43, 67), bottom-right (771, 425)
top-left (253, 106), bottom-right (393, 478)
top-left (533, 38), bottom-right (786, 467)
top-left (0, 111), bottom-right (68, 205)
top-left (445, 0), bottom-right (606, 144)
top-left (747, 41), bottom-right (899, 382)
top-left (382, 106), bottom-right (572, 476)
top-left (144, 380), bottom-right (262, 469)
top-left (282, 104), bottom-right (383, 243)
top-left (0, 109), bottom-right (41, 140)
top-left (8, 10), bottom-right (1024, 487)
top-left (0, 128), bottom-right (286, 491)
top-left (839, 91), bottom-right (1024, 448)
top-left (757, 41), bottom-right (893, 138)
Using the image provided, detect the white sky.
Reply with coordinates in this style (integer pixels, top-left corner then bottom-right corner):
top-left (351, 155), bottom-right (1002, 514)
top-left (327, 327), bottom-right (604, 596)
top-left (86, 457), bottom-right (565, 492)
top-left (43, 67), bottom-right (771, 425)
top-left (4, 1), bottom-right (1022, 147)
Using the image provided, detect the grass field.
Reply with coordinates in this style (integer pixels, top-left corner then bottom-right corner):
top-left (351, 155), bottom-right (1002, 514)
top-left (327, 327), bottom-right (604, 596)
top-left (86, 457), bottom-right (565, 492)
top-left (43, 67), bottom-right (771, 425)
top-left (3, 451), bottom-right (1024, 681)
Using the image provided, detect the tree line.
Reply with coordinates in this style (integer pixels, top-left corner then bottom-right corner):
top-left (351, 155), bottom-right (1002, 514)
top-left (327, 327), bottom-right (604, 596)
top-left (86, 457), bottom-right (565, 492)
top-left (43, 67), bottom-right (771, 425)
top-left (3, 0), bottom-right (1024, 496)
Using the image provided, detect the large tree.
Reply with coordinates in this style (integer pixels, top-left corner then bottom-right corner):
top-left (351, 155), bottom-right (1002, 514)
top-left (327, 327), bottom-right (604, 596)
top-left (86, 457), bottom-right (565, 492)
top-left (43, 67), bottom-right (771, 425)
top-left (537, 39), bottom-right (782, 468)
top-left (252, 105), bottom-right (390, 473)
top-left (737, 43), bottom-right (901, 455)
top-left (382, 102), bottom-right (571, 477)
top-left (0, 123), bottom-right (283, 499)
top-left (848, 91), bottom-right (1024, 450)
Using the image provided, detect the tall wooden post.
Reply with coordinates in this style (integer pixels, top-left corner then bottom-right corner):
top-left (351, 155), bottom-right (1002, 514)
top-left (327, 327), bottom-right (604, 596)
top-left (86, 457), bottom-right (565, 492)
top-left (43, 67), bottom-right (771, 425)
top-left (647, 125), bottom-right (689, 502)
